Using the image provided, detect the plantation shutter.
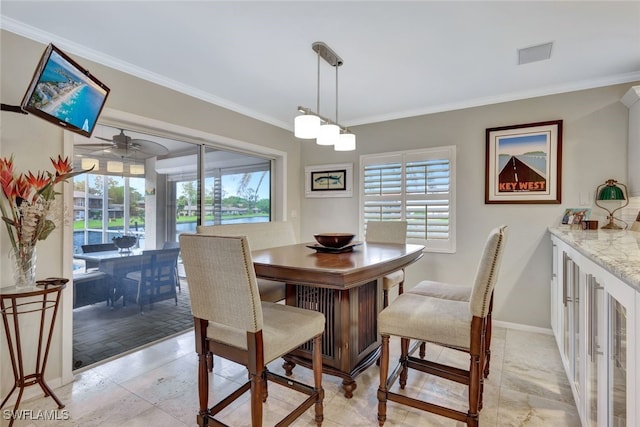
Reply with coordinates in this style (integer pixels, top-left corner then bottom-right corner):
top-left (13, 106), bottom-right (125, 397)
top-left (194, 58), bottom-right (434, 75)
top-left (361, 146), bottom-right (455, 253)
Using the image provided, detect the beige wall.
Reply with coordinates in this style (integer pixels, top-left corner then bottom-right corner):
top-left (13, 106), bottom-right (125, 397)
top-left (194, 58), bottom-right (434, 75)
top-left (300, 83), bottom-right (637, 329)
top-left (0, 31), bottom-right (301, 398)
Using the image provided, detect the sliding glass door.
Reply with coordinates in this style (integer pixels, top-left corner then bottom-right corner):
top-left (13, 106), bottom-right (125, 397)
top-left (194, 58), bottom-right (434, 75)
top-left (71, 124), bottom-right (274, 368)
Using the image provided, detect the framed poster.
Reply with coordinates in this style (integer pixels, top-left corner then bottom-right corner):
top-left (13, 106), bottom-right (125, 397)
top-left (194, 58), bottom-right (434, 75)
top-left (485, 120), bottom-right (562, 204)
top-left (305, 163), bottom-right (353, 198)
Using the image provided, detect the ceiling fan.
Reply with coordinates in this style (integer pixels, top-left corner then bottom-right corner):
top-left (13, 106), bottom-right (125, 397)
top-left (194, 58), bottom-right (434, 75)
top-left (75, 129), bottom-right (169, 160)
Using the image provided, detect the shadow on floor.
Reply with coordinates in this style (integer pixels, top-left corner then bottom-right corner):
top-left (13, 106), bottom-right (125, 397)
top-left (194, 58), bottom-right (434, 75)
top-left (73, 282), bottom-right (193, 369)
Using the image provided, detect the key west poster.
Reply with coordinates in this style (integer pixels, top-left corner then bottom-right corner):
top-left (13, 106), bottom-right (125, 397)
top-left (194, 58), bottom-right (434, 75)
top-left (485, 120), bottom-right (562, 204)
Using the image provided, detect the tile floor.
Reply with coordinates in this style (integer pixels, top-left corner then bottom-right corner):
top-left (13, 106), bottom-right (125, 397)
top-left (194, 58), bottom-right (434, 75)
top-left (2, 326), bottom-right (581, 426)
top-left (73, 284), bottom-right (193, 368)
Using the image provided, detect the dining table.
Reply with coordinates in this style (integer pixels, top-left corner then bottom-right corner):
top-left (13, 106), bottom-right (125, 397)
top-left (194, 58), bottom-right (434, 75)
top-left (251, 241), bottom-right (424, 398)
top-left (73, 250), bottom-right (144, 306)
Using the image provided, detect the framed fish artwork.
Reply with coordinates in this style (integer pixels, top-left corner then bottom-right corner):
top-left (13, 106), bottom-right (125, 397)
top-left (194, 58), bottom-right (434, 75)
top-left (305, 163), bottom-right (353, 198)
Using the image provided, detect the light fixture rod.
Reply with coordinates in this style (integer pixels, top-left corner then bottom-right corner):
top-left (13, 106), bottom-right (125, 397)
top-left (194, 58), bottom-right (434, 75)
top-left (335, 62), bottom-right (339, 123)
top-left (316, 46), bottom-right (320, 113)
top-left (312, 42), bottom-right (343, 67)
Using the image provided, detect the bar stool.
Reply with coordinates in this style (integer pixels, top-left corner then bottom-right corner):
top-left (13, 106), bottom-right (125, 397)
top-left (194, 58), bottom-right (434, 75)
top-left (180, 233), bottom-right (325, 427)
top-left (365, 220), bottom-right (407, 308)
top-left (377, 225), bottom-right (507, 427)
top-left (407, 280), bottom-right (496, 378)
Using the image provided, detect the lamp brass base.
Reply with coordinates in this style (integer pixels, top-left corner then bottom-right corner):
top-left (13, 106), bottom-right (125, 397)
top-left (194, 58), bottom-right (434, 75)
top-left (601, 222), bottom-right (622, 229)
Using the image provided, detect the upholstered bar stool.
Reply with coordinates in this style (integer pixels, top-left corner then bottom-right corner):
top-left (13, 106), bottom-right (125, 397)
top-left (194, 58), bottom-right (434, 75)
top-left (180, 233), bottom-right (325, 427)
top-left (365, 220), bottom-right (408, 308)
top-left (407, 280), bottom-right (496, 377)
top-left (196, 221), bottom-right (297, 303)
top-left (377, 225), bottom-right (507, 427)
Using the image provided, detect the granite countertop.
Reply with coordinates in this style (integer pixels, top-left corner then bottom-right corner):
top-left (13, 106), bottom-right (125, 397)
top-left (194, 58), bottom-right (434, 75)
top-left (549, 227), bottom-right (640, 293)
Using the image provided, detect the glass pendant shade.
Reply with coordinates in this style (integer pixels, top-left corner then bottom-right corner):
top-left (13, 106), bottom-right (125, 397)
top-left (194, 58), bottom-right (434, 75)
top-left (597, 184), bottom-right (625, 200)
top-left (107, 161), bottom-right (123, 173)
top-left (129, 164), bottom-right (145, 175)
top-left (334, 132), bottom-right (356, 151)
top-left (81, 158), bottom-right (99, 171)
top-left (317, 123), bottom-right (339, 145)
top-left (294, 114), bottom-right (321, 139)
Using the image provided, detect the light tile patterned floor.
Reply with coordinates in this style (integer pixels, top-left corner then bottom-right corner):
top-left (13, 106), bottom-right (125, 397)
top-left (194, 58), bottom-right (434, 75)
top-left (2, 327), bottom-right (580, 426)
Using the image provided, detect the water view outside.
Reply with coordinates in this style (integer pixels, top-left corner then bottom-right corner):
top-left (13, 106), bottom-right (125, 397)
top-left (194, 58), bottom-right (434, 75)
top-left (72, 216), bottom-right (268, 256)
top-left (73, 167), bottom-right (270, 265)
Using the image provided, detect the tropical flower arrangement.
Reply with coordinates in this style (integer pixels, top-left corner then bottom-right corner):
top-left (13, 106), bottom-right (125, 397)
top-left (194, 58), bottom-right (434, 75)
top-left (0, 155), bottom-right (90, 286)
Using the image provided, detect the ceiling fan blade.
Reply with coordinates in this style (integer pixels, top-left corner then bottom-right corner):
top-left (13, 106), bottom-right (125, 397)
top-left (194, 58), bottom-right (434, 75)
top-left (75, 129), bottom-right (169, 160)
top-left (129, 139), bottom-right (169, 156)
top-left (101, 148), bottom-right (150, 160)
top-left (75, 143), bottom-right (115, 150)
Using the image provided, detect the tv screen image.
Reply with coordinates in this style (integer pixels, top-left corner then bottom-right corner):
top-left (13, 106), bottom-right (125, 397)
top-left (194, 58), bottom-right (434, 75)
top-left (21, 44), bottom-right (110, 138)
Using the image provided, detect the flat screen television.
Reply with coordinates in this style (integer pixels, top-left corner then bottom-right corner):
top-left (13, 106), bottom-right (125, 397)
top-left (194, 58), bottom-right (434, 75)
top-left (21, 44), bottom-right (110, 138)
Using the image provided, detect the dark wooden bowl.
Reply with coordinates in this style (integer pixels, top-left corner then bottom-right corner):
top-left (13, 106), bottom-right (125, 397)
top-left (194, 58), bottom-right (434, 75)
top-left (313, 233), bottom-right (355, 248)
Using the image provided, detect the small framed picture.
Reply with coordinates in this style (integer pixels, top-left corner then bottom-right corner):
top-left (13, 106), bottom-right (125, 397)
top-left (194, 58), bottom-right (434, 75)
top-left (561, 208), bottom-right (591, 225)
top-left (305, 163), bottom-right (353, 198)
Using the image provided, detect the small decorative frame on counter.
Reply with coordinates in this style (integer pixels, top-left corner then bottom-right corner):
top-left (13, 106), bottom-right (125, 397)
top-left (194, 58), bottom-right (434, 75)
top-left (305, 163), bottom-right (353, 198)
top-left (485, 120), bottom-right (562, 204)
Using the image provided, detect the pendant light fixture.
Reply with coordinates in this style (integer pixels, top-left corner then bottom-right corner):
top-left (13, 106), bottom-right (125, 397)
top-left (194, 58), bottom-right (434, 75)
top-left (294, 42), bottom-right (356, 151)
top-left (294, 48), bottom-right (321, 139)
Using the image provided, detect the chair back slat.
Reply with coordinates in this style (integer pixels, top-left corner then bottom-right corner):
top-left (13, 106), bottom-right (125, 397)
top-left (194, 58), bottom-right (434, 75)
top-left (180, 233), bottom-right (263, 332)
top-left (469, 225), bottom-right (508, 318)
top-left (365, 221), bottom-right (407, 244)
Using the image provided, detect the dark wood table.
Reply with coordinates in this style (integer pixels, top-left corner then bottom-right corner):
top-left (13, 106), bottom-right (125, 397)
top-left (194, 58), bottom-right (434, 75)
top-left (73, 250), bottom-right (143, 306)
top-left (252, 241), bottom-right (424, 398)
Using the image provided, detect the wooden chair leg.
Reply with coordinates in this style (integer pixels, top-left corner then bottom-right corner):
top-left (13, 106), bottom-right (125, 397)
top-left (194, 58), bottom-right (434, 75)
top-left (484, 298), bottom-right (494, 378)
top-left (383, 289), bottom-right (389, 308)
top-left (377, 334), bottom-right (390, 426)
top-left (312, 334), bottom-right (324, 426)
top-left (467, 317), bottom-right (483, 427)
top-left (206, 351), bottom-right (213, 372)
top-left (419, 342), bottom-right (426, 358)
top-left (399, 337), bottom-right (409, 389)
top-left (194, 319), bottom-right (210, 426)
top-left (250, 371), bottom-right (264, 427)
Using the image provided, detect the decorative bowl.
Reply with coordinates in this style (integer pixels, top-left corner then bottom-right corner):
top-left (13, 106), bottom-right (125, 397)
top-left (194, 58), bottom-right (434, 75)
top-left (112, 235), bottom-right (137, 251)
top-left (313, 233), bottom-right (355, 248)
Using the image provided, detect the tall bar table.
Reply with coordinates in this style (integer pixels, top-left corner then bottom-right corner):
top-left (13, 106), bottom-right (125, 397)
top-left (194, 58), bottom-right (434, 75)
top-left (0, 278), bottom-right (67, 425)
top-left (252, 242), bottom-right (424, 398)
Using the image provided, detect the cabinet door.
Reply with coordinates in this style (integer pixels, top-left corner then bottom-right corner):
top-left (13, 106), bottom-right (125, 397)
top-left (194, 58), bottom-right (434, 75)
top-left (561, 250), bottom-right (583, 408)
top-left (562, 252), bottom-right (572, 364)
top-left (551, 242), bottom-right (558, 335)
top-left (585, 273), bottom-right (603, 427)
top-left (602, 276), bottom-right (637, 427)
top-left (572, 259), bottom-right (581, 397)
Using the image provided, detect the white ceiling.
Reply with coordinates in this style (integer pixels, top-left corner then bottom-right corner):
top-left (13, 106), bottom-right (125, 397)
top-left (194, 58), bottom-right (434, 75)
top-left (2, 1), bottom-right (640, 132)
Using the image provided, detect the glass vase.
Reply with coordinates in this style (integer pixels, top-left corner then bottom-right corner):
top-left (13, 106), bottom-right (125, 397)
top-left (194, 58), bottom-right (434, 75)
top-left (10, 244), bottom-right (37, 288)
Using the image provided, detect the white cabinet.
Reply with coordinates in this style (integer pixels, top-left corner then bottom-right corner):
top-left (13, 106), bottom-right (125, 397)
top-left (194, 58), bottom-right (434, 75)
top-left (622, 85), bottom-right (640, 197)
top-left (551, 234), bottom-right (638, 426)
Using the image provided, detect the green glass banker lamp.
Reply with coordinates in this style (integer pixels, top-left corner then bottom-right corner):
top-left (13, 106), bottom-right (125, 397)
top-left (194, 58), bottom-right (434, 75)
top-left (595, 179), bottom-right (628, 229)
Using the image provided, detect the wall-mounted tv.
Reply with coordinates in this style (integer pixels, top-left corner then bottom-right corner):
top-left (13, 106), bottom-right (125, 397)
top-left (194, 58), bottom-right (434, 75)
top-left (21, 44), bottom-right (110, 138)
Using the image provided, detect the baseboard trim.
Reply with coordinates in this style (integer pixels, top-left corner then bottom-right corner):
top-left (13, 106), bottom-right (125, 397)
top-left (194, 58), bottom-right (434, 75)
top-left (494, 320), bottom-right (553, 335)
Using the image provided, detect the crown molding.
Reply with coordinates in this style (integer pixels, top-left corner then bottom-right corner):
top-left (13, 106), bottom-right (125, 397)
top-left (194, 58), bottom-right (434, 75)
top-left (0, 17), bottom-right (292, 131)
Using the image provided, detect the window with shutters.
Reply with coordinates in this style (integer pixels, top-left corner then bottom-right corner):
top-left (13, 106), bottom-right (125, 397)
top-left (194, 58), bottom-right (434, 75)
top-left (360, 146), bottom-right (456, 253)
